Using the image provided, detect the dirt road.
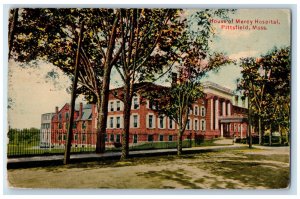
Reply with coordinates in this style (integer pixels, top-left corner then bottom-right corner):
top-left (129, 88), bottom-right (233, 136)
top-left (7, 146), bottom-right (290, 189)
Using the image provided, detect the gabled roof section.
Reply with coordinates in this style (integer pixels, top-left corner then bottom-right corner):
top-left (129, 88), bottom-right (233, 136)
top-left (80, 108), bottom-right (92, 121)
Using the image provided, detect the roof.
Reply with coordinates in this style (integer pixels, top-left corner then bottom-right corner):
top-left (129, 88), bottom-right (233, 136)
top-left (80, 108), bottom-right (92, 121)
top-left (202, 81), bottom-right (234, 95)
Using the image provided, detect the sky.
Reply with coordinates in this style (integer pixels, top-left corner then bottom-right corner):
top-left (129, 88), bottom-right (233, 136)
top-left (7, 9), bottom-right (291, 129)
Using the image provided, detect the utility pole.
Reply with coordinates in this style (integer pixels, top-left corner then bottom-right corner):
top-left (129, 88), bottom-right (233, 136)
top-left (64, 21), bottom-right (84, 165)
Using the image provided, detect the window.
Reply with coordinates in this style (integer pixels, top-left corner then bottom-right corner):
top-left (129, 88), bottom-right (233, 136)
top-left (58, 134), bottom-right (62, 141)
top-left (133, 98), bottom-right (139, 109)
top-left (159, 135), bottom-right (164, 141)
top-left (168, 135), bottom-right (173, 141)
top-left (105, 134), bottom-right (108, 142)
top-left (149, 115), bottom-right (153, 128)
top-left (110, 117), bottom-right (114, 128)
top-left (82, 121), bottom-right (86, 129)
top-left (133, 134), bottom-right (138, 143)
top-left (110, 134), bottom-right (114, 142)
top-left (194, 106), bottom-right (199, 115)
top-left (148, 135), bottom-right (154, 142)
top-left (195, 120), bottom-right (198, 131)
top-left (201, 107), bottom-right (206, 117)
top-left (116, 101), bottom-right (121, 111)
top-left (159, 116), bottom-right (164, 129)
top-left (201, 120), bottom-right (206, 131)
top-left (58, 123), bottom-right (62, 129)
top-left (116, 134), bottom-right (120, 143)
top-left (187, 119), bottom-right (190, 130)
top-left (133, 115), bottom-right (138, 128)
top-left (110, 101), bottom-right (114, 112)
top-left (82, 134), bottom-right (86, 142)
top-left (238, 124), bottom-right (241, 132)
top-left (58, 113), bottom-right (62, 121)
top-left (66, 112), bottom-right (69, 120)
top-left (116, 117), bottom-right (121, 128)
top-left (74, 134), bottom-right (78, 140)
top-left (73, 122), bottom-right (77, 129)
top-left (169, 118), bottom-right (173, 129)
top-left (63, 134), bottom-right (67, 141)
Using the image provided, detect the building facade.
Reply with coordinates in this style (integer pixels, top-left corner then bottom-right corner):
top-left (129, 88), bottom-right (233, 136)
top-left (43, 81), bottom-right (249, 147)
top-left (40, 113), bottom-right (55, 147)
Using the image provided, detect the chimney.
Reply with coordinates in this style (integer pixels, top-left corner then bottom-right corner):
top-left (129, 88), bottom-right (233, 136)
top-left (171, 72), bottom-right (177, 86)
top-left (234, 95), bottom-right (239, 106)
top-left (79, 102), bottom-right (83, 118)
top-left (55, 106), bottom-right (59, 114)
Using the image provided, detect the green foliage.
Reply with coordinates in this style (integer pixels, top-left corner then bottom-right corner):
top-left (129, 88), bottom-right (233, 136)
top-left (237, 47), bottom-right (290, 140)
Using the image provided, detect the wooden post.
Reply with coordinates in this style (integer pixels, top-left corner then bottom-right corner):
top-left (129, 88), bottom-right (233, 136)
top-left (63, 21), bottom-right (84, 165)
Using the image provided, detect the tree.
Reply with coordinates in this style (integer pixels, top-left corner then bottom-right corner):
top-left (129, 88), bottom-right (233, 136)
top-left (111, 9), bottom-right (182, 160)
top-left (237, 47), bottom-right (290, 145)
top-left (112, 9), bottom-right (235, 159)
top-left (260, 47), bottom-right (290, 145)
top-left (10, 8), bottom-right (123, 153)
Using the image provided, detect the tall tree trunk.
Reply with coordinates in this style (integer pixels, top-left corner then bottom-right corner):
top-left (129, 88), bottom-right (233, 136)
top-left (8, 8), bottom-right (19, 59)
top-left (121, 82), bottom-right (133, 160)
top-left (177, 129), bottom-right (184, 156)
top-left (258, 117), bottom-right (262, 145)
top-left (95, 12), bottom-right (119, 153)
top-left (279, 124), bottom-right (282, 144)
top-left (248, 100), bottom-right (252, 148)
top-left (269, 124), bottom-right (272, 146)
top-left (95, 96), bottom-right (102, 147)
top-left (96, 68), bottom-right (111, 153)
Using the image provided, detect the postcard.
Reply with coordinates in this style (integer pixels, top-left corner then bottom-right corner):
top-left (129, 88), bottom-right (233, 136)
top-left (6, 8), bottom-right (291, 190)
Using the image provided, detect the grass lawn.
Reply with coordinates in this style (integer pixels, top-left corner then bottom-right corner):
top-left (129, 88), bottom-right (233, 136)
top-left (7, 146), bottom-right (290, 189)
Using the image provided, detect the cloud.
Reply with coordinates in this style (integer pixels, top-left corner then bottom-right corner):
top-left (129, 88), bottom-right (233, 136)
top-left (228, 50), bottom-right (259, 60)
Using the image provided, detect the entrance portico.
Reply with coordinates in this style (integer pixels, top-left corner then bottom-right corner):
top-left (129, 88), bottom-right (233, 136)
top-left (219, 116), bottom-right (248, 138)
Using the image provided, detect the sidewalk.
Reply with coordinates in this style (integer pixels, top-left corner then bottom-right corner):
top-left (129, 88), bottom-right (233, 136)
top-left (7, 144), bottom-right (246, 169)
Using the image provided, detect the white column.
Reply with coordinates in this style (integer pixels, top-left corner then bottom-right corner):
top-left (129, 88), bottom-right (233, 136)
top-left (215, 99), bottom-right (219, 130)
top-left (221, 124), bottom-right (224, 138)
top-left (227, 103), bottom-right (231, 115)
top-left (210, 98), bottom-right (214, 130)
top-left (222, 101), bottom-right (226, 116)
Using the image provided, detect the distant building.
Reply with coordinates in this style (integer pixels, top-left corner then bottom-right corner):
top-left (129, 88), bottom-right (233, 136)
top-left (40, 113), bottom-right (55, 147)
top-left (43, 81), bottom-right (248, 148)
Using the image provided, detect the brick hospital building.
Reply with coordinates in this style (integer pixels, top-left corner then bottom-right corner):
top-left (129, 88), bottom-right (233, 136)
top-left (41, 81), bottom-right (248, 147)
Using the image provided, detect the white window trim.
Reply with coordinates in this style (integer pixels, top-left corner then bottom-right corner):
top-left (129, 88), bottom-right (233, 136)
top-left (186, 118), bottom-right (191, 130)
top-left (168, 117), bottom-right (175, 129)
top-left (116, 101), bottom-right (121, 111)
top-left (108, 116), bottom-right (114, 129)
top-left (146, 113), bottom-right (156, 129)
top-left (201, 119), bottom-right (206, 131)
top-left (131, 114), bottom-right (140, 128)
top-left (201, 106), bottom-right (206, 117)
top-left (194, 105), bottom-right (199, 116)
top-left (158, 115), bottom-right (166, 129)
top-left (132, 95), bottom-right (140, 110)
top-left (194, 119), bottom-right (199, 131)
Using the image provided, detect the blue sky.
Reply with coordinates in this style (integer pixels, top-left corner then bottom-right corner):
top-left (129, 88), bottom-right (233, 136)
top-left (8, 9), bottom-right (291, 128)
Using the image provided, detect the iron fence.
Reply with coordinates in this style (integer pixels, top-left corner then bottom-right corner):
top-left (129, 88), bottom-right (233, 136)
top-left (7, 129), bottom-right (198, 157)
